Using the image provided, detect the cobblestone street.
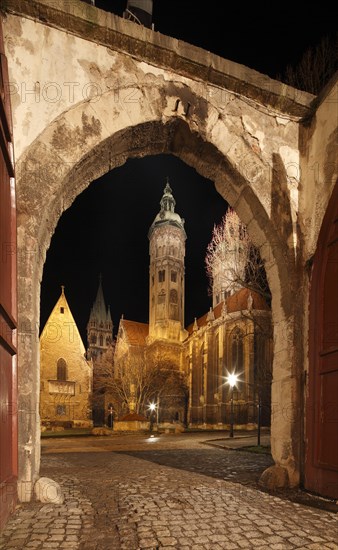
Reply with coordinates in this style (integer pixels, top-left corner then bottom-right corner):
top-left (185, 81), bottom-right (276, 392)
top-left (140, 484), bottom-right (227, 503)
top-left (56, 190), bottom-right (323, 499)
top-left (1, 433), bottom-right (337, 549)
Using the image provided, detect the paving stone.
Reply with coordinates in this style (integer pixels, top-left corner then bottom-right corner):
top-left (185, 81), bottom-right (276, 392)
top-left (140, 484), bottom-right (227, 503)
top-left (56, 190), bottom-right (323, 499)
top-left (288, 536), bottom-right (311, 545)
top-left (1, 435), bottom-right (337, 550)
top-left (30, 534), bottom-right (48, 541)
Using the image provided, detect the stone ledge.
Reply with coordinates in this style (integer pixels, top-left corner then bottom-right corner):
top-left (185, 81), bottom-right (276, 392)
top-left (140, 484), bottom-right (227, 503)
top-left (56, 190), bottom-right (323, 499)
top-left (5, 0), bottom-right (314, 118)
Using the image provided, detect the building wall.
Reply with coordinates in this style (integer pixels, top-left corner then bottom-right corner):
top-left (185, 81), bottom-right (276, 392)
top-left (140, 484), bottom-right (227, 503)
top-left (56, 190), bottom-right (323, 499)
top-left (187, 306), bottom-right (272, 428)
top-left (40, 290), bottom-right (93, 428)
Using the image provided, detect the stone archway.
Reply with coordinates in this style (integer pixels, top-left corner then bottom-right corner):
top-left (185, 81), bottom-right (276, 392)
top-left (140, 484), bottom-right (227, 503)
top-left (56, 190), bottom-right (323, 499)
top-left (15, 83), bottom-right (300, 500)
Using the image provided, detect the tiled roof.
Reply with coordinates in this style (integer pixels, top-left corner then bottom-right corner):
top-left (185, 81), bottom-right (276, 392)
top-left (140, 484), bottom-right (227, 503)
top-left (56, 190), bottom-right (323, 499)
top-left (186, 288), bottom-right (269, 334)
top-left (122, 319), bottom-right (149, 346)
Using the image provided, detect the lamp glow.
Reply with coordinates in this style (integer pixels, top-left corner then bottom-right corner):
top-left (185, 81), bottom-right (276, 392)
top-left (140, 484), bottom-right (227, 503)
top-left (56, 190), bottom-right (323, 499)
top-left (226, 372), bottom-right (239, 388)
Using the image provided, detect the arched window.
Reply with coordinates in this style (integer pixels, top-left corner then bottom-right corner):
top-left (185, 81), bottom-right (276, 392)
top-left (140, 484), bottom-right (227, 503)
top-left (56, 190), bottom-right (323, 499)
top-left (157, 290), bottom-right (166, 319)
top-left (171, 270), bottom-right (177, 283)
top-left (57, 358), bottom-right (67, 381)
top-left (169, 289), bottom-right (179, 319)
top-left (231, 328), bottom-right (244, 372)
top-left (99, 335), bottom-right (104, 346)
top-left (91, 334), bottom-right (97, 344)
top-left (170, 289), bottom-right (178, 304)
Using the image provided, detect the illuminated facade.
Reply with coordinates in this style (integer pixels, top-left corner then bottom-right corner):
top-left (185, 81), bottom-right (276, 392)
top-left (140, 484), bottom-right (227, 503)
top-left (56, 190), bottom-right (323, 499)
top-left (40, 287), bottom-right (93, 428)
top-left (113, 181), bottom-right (272, 426)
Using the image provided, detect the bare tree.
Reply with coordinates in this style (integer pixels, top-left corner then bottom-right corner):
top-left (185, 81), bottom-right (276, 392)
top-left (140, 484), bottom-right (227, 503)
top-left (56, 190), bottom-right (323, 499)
top-left (93, 344), bottom-right (188, 419)
top-left (205, 209), bottom-right (271, 303)
top-left (145, 347), bottom-right (189, 424)
top-left (279, 34), bottom-right (337, 95)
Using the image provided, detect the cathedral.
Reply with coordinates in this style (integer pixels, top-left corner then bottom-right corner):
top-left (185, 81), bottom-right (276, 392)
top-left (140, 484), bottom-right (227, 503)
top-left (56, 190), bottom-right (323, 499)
top-left (89, 181), bottom-right (272, 429)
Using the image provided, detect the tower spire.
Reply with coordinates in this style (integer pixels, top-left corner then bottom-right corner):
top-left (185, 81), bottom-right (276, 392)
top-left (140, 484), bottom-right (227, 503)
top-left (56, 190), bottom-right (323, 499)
top-left (87, 275), bottom-right (113, 360)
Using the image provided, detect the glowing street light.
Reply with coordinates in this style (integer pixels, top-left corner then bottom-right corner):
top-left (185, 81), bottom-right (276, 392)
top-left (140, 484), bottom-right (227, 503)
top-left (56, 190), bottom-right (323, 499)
top-left (226, 372), bottom-right (239, 438)
top-left (148, 402), bottom-right (157, 432)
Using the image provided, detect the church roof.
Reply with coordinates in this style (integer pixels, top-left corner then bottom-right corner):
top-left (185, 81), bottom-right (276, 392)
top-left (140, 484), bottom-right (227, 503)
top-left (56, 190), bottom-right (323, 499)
top-left (186, 288), bottom-right (270, 334)
top-left (149, 179), bottom-right (186, 237)
top-left (40, 286), bottom-right (86, 353)
top-left (121, 319), bottom-right (149, 346)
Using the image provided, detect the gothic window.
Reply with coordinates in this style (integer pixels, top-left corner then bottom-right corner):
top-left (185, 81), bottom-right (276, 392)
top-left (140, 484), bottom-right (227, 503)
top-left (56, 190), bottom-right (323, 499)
top-left (169, 289), bottom-right (179, 320)
top-left (231, 328), bottom-right (244, 372)
top-left (106, 337), bottom-right (110, 346)
top-left (171, 270), bottom-right (177, 283)
top-left (158, 270), bottom-right (165, 282)
top-left (170, 289), bottom-right (178, 304)
top-left (57, 358), bottom-right (67, 381)
top-left (100, 335), bottom-right (104, 346)
top-left (91, 334), bottom-right (97, 344)
top-left (200, 343), bottom-right (205, 397)
top-left (157, 290), bottom-right (166, 320)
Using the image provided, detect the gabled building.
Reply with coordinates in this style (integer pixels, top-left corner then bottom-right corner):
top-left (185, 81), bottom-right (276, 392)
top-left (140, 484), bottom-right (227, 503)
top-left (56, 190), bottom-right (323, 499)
top-left (40, 287), bottom-right (93, 428)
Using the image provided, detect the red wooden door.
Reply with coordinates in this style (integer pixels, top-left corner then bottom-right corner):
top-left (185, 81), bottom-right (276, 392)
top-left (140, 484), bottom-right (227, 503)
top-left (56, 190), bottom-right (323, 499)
top-left (0, 19), bottom-right (17, 529)
top-left (305, 182), bottom-right (338, 499)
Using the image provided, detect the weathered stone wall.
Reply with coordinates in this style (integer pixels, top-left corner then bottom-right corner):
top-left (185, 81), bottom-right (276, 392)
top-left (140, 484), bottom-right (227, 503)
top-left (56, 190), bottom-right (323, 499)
top-left (2, 0), bottom-right (334, 499)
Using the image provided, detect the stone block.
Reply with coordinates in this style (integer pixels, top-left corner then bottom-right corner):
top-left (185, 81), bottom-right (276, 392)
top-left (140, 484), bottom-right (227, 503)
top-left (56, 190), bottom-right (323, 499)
top-left (259, 465), bottom-right (289, 490)
top-left (34, 477), bottom-right (64, 504)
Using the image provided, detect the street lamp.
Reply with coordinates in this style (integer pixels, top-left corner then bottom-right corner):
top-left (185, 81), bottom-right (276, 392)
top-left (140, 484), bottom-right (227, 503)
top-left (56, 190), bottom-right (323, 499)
top-left (148, 402), bottom-right (156, 432)
top-left (107, 403), bottom-right (114, 429)
top-left (225, 372), bottom-right (239, 438)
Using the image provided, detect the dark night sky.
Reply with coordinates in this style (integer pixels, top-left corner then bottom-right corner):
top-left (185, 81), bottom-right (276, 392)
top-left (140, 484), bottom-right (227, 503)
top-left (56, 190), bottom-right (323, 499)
top-left (40, 1), bottom-right (336, 343)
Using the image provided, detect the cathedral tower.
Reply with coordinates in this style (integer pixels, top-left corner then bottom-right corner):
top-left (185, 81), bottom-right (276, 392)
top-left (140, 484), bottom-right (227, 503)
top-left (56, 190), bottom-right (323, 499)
top-left (87, 275), bottom-right (113, 361)
top-left (148, 180), bottom-right (187, 343)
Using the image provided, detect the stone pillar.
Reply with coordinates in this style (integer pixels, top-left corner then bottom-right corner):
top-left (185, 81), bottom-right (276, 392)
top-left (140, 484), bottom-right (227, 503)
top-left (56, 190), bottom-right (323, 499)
top-left (17, 233), bottom-right (42, 502)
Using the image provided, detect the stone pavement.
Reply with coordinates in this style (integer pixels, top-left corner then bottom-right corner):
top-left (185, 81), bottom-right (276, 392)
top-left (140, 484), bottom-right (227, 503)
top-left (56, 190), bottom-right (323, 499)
top-left (1, 432), bottom-right (337, 549)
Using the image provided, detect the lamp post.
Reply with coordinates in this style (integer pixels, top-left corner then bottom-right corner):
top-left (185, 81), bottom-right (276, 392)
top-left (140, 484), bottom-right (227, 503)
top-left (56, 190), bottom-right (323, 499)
top-left (149, 402), bottom-right (156, 432)
top-left (257, 394), bottom-right (262, 446)
top-left (107, 403), bottom-right (113, 429)
top-left (226, 373), bottom-right (239, 438)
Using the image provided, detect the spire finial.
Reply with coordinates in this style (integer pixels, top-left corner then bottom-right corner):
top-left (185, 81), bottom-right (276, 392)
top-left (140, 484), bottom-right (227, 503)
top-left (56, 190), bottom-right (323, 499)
top-left (61, 285), bottom-right (65, 295)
